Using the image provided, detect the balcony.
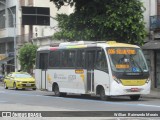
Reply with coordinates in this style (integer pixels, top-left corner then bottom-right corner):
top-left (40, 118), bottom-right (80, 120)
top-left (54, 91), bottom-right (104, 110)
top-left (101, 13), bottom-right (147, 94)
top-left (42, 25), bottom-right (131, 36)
top-left (150, 15), bottom-right (160, 30)
top-left (0, 28), bottom-right (15, 38)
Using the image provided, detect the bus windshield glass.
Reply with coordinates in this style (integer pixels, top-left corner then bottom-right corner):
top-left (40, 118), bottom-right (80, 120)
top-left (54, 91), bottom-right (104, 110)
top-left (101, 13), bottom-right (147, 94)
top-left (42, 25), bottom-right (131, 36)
top-left (107, 47), bottom-right (148, 73)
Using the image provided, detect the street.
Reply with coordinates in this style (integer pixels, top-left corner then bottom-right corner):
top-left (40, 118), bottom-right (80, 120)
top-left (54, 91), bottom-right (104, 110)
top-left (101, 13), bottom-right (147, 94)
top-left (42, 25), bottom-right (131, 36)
top-left (0, 86), bottom-right (160, 120)
top-left (1, 86), bottom-right (160, 111)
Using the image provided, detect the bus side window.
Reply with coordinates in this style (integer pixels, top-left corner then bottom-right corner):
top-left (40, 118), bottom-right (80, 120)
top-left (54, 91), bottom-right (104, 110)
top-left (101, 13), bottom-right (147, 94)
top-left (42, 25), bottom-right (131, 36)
top-left (49, 51), bottom-right (60, 68)
top-left (68, 50), bottom-right (76, 68)
top-left (49, 52), bottom-right (54, 67)
top-left (76, 50), bottom-right (85, 68)
top-left (61, 51), bottom-right (68, 67)
top-left (95, 49), bottom-right (108, 73)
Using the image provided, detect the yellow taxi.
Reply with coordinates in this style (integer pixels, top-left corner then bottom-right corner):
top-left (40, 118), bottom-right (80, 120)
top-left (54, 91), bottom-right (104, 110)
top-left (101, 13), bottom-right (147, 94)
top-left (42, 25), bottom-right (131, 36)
top-left (3, 72), bottom-right (36, 90)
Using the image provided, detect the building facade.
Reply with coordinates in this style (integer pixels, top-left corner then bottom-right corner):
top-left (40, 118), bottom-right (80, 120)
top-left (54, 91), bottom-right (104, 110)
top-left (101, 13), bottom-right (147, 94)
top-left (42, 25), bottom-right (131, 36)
top-left (0, 0), bottom-right (73, 74)
top-left (142, 0), bottom-right (160, 90)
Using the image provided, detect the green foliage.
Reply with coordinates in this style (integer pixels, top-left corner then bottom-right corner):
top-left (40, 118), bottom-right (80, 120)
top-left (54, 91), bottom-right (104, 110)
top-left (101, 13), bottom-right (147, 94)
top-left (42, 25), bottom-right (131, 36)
top-left (18, 43), bottom-right (38, 73)
top-left (51, 0), bottom-right (147, 45)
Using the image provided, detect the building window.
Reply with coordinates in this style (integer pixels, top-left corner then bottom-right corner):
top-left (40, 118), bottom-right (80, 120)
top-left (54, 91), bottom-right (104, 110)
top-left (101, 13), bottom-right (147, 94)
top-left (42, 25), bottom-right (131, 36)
top-left (0, 43), bottom-right (6, 54)
top-left (8, 42), bottom-right (14, 52)
top-left (8, 6), bottom-right (16, 27)
top-left (0, 10), bottom-right (5, 29)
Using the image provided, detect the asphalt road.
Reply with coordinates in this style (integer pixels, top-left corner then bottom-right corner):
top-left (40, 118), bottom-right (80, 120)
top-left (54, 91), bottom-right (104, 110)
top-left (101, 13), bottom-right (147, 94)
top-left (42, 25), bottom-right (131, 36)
top-left (0, 85), bottom-right (160, 120)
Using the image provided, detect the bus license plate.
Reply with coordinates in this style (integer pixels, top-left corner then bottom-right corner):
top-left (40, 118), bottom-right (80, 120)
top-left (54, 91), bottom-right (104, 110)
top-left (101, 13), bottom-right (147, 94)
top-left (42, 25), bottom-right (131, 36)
top-left (131, 88), bottom-right (139, 92)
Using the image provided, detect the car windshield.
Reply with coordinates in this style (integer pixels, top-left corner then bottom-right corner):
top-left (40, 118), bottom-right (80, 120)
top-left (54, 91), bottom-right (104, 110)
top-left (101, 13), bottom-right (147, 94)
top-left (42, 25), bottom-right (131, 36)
top-left (107, 47), bottom-right (149, 73)
top-left (14, 74), bottom-right (32, 78)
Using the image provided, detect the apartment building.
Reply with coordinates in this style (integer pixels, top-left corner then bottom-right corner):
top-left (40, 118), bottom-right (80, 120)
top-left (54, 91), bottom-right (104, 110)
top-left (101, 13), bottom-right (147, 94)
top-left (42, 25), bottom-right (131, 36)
top-left (142, 0), bottom-right (160, 90)
top-left (0, 0), bottom-right (73, 74)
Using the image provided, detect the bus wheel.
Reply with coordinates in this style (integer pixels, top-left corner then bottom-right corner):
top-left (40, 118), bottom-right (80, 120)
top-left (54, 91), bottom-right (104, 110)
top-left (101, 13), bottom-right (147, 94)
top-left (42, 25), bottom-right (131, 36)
top-left (54, 85), bottom-right (60, 97)
top-left (100, 88), bottom-right (110, 101)
top-left (54, 85), bottom-right (66, 97)
top-left (32, 88), bottom-right (36, 90)
top-left (130, 95), bottom-right (140, 101)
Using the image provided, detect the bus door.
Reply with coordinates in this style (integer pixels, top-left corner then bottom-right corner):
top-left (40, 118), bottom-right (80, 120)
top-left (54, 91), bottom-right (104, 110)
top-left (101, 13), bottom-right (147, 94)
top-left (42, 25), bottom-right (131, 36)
top-left (39, 52), bottom-right (48, 89)
top-left (86, 50), bottom-right (96, 93)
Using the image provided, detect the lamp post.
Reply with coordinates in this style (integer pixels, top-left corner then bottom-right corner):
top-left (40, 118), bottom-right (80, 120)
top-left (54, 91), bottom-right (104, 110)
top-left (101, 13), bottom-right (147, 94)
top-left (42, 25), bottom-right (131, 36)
top-left (0, 1), bottom-right (17, 72)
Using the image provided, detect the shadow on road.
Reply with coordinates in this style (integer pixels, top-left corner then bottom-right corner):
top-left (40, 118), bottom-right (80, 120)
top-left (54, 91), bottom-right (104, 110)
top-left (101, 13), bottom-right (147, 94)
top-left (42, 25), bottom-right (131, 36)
top-left (44, 94), bottom-right (148, 102)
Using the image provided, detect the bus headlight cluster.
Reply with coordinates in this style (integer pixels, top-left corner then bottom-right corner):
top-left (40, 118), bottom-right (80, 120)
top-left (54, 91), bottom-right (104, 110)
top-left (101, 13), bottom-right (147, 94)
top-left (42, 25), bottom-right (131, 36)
top-left (112, 76), bottom-right (121, 84)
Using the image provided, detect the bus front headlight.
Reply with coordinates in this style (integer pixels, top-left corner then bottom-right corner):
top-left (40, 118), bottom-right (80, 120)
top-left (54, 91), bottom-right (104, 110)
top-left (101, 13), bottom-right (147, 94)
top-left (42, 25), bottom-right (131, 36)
top-left (112, 76), bottom-right (121, 84)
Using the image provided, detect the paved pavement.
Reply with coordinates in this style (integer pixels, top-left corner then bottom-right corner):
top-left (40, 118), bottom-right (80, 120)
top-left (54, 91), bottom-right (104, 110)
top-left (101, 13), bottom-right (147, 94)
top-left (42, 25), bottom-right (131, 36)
top-left (0, 81), bottom-right (160, 99)
top-left (142, 89), bottom-right (160, 99)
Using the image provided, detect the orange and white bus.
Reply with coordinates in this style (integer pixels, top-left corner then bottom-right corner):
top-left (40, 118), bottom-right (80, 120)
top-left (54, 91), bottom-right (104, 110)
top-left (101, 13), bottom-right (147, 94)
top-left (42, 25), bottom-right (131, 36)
top-left (35, 41), bottom-right (150, 100)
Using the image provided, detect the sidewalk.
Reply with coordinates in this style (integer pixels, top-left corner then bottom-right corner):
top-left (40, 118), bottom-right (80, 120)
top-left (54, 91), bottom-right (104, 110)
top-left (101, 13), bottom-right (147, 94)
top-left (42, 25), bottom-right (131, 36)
top-left (142, 89), bottom-right (160, 99)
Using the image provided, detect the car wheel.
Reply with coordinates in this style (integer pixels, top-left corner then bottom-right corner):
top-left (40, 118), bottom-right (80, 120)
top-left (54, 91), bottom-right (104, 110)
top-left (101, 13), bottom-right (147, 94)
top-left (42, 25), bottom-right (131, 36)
top-left (4, 82), bottom-right (8, 89)
top-left (13, 82), bottom-right (18, 90)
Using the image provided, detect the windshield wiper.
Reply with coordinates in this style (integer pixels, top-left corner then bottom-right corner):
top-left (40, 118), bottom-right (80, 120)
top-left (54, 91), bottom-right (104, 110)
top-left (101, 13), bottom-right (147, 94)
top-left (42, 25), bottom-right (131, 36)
top-left (129, 55), bottom-right (143, 75)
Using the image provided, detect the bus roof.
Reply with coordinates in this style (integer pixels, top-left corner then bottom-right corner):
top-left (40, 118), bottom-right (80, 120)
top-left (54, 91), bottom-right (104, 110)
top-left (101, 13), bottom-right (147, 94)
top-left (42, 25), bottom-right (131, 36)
top-left (37, 41), bottom-right (139, 51)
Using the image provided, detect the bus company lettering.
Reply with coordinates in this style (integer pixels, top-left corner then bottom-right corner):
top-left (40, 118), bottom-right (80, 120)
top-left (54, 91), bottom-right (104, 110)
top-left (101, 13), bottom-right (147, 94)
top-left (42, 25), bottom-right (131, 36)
top-left (68, 75), bottom-right (76, 81)
top-left (54, 73), bottom-right (67, 80)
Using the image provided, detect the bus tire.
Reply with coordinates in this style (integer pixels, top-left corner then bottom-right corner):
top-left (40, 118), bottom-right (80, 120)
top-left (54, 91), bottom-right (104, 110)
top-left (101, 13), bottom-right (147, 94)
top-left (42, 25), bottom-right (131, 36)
top-left (130, 95), bottom-right (140, 101)
top-left (100, 88), bottom-right (110, 101)
top-left (32, 88), bottom-right (36, 90)
top-left (54, 85), bottom-right (60, 97)
top-left (53, 85), bottom-right (66, 97)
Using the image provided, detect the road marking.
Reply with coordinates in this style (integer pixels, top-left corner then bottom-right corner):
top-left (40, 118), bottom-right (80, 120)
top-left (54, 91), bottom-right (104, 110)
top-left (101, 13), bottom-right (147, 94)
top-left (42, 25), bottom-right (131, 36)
top-left (137, 104), bottom-right (160, 108)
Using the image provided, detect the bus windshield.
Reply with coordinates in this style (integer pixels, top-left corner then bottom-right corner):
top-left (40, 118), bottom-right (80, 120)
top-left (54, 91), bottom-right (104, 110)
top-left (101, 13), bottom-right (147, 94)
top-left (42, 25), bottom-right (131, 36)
top-left (107, 47), bottom-right (148, 73)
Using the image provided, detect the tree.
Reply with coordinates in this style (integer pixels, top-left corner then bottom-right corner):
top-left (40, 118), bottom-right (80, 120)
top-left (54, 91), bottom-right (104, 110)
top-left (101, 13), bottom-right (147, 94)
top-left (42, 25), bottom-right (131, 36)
top-left (51, 0), bottom-right (146, 45)
top-left (18, 43), bottom-right (38, 73)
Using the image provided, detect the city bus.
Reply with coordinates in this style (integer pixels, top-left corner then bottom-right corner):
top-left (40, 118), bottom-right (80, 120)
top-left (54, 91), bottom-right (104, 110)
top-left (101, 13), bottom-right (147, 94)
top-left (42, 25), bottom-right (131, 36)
top-left (35, 41), bottom-right (150, 101)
